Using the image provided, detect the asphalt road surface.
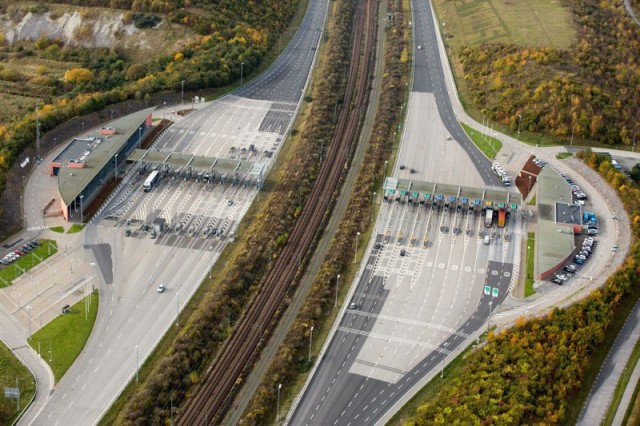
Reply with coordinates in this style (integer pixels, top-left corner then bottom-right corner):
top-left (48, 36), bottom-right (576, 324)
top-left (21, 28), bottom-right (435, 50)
top-left (21, 0), bottom-right (330, 424)
top-left (287, 0), bottom-right (517, 423)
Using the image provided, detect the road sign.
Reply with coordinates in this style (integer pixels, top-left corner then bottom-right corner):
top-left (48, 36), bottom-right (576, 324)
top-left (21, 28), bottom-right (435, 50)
top-left (484, 285), bottom-right (491, 295)
top-left (4, 387), bottom-right (19, 398)
top-left (492, 288), bottom-right (499, 297)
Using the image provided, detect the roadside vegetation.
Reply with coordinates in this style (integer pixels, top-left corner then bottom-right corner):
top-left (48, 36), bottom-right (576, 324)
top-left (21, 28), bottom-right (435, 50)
top-left (403, 149), bottom-right (640, 424)
top-left (0, 340), bottom-right (36, 425)
top-left (435, 0), bottom-right (640, 148)
top-left (461, 122), bottom-right (501, 159)
top-left (604, 334), bottom-right (640, 425)
top-left (525, 232), bottom-right (535, 297)
top-left (66, 224), bottom-right (84, 233)
top-left (240, 0), bottom-right (410, 420)
top-left (557, 152), bottom-right (573, 160)
top-left (49, 226), bottom-right (64, 233)
top-left (0, 239), bottom-right (57, 287)
top-left (28, 291), bottom-right (98, 382)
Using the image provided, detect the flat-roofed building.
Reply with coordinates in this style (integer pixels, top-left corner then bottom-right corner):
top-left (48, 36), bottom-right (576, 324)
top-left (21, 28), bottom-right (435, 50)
top-left (54, 107), bottom-right (155, 222)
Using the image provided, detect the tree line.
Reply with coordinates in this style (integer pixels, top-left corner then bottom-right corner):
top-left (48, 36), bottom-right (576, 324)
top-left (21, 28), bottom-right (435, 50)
top-left (459, 0), bottom-right (640, 146)
top-left (405, 150), bottom-right (640, 424)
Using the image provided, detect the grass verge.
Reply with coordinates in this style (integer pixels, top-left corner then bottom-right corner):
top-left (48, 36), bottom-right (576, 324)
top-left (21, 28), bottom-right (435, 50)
top-left (66, 224), bottom-right (84, 234)
top-left (525, 232), bottom-right (535, 297)
top-left (49, 226), bottom-right (64, 233)
top-left (529, 194), bottom-right (537, 206)
top-left (29, 291), bottom-right (98, 382)
top-left (603, 331), bottom-right (640, 425)
top-left (0, 240), bottom-right (58, 287)
top-left (461, 122), bottom-right (502, 159)
top-left (0, 340), bottom-right (36, 424)
top-left (557, 152), bottom-right (573, 159)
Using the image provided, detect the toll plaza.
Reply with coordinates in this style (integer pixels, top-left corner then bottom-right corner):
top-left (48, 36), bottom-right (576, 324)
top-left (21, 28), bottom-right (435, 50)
top-left (127, 149), bottom-right (265, 188)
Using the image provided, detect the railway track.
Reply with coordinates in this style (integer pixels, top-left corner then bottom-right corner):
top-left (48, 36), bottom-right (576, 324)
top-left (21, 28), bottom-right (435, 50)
top-left (178, 0), bottom-right (377, 423)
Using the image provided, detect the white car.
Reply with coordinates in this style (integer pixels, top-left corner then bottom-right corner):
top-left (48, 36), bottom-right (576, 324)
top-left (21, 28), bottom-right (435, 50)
top-left (157, 284), bottom-right (166, 293)
top-left (418, 45), bottom-right (422, 50)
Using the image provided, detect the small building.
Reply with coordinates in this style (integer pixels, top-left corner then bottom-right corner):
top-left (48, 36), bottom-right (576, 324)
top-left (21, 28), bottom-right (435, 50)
top-left (54, 107), bottom-right (155, 222)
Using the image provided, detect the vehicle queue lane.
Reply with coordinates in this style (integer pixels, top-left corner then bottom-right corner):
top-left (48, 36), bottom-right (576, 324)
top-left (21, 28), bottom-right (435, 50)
top-left (289, 196), bottom-right (517, 424)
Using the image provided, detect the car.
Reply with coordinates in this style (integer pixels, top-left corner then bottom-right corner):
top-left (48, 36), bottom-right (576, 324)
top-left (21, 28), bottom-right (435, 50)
top-left (418, 45), bottom-right (422, 49)
top-left (446, 135), bottom-right (452, 140)
top-left (574, 258), bottom-right (585, 265)
top-left (564, 264), bottom-right (577, 271)
top-left (31, 240), bottom-right (40, 246)
top-left (400, 249), bottom-right (407, 257)
top-left (410, 168), bottom-right (416, 174)
top-left (612, 245), bottom-right (618, 252)
top-left (349, 302), bottom-right (357, 309)
top-left (587, 229), bottom-right (598, 236)
top-left (374, 243), bottom-right (382, 250)
top-left (14, 250), bottom-right (24, 256)
top-left (575, 254), bottom-right (587, 261)
top-left (576, 192), bottom-right (588, 200)
top-left (227, 199), bottom-right (234, 206)
top-left (399, 164), bottom-right (406, 170)
top-left (579, 250), bottom-right (590, 258)
top-left (156, 284), bottom-right (166, 293)
top-left (581, 245), bottom-right (592, 253)
top-left (555, 273), bottom-right (568, 281)
top-left (575, 200), bottom-right (585, 206)
top-left (21, 245), bottom-right (31, 252)
top-left (552, 277), bottom-right (564, 285)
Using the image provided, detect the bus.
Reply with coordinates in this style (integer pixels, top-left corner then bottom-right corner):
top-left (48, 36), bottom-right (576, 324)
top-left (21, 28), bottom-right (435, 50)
top-left (143, 170), bottom-right (159, 192)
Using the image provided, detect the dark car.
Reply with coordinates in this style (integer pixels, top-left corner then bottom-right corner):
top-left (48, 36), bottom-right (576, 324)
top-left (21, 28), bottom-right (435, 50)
top-left (552, 277), bottom-right (564, 285)
top-left (564, 264), bottom-right (577, 273)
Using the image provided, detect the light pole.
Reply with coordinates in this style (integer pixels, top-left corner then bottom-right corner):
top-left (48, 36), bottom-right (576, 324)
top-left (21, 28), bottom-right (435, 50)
top-left (517, 114), bottom-right (522, 139)
top-left (441, 354), bottom-right (445, 379)
top-left (371, 192), bottom-right (376, 222)
top-left (383, 160), bottom-right (388, 180)
top-left (81, 121), bottom-right (85, 134)
top-left (354, 232), bottom-right (361, 263)
top-left (79, 195), bottom-right (84, 224)
top-left (26, 305), bottom-right (32, 339)
top-left (163, 101), bottom-right (167, 120)
top-left (138, 126), bottom-right (142, 149)
top-left (135, 344), bottom-right (139, 382)
top-left (528, 175), bottom-right (532, 196)
top-left (335, 274), bottom-right (340, 308)
top-left (181, 80), bottom-right (185, 105)
top-left (276, 383), bottom-right (282, 422)
top-left (633, 133), bottom-right (637, 153)
top-left (176, 291), bottom-right (180, 327)
top-left (308, 326), bottom-right (314, 362)
top-left (114, 153), bottom-right (118, 183)
top-left (570, 125), bottom-right (575, 147)
top-left (240, 62), bottom-right (244, 86)
top-left (488, 301), bottom-right (493, 331)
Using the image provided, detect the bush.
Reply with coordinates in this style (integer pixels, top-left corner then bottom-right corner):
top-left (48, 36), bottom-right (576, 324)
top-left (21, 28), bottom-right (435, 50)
top-left (132, 13), bottom-right (161, 29)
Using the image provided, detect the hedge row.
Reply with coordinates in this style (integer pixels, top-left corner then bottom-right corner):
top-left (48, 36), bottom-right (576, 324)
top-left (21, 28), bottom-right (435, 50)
top-left (239, 0), bottom-right (410, 422)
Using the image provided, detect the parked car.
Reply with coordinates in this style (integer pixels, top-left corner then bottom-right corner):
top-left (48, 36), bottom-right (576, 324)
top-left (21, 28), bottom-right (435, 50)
top-left (552, 277), bottom-right (564, 285)
top-left (564, 264), bottom-right (577, 273)
top-left (575, 258), bottom-right (585, 265)
top-left (14, 250), bottom-right (24, 256)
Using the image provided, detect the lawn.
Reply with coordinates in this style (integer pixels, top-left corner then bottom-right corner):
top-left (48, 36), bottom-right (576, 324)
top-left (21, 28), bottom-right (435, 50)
top-left (29, 292), bottom-right (99, 382)
top-left (433, 0), bottom-right (576, 50)
top-left (0, 340), bottom-right (36, 424)
top-left (49, 226), bottom-right (64, 233)
top-left (525, 232), bottom-right (535, 297)
top-left (557, 152), bottom-right (573, 159)
top-left (529, 194), bottom-right (537, 206)
top-left (461, 122), bottom-right (502, 159)
top-left (66, 224), bottom-right (84, 234)
top-left (0, 239), bottom-right (58, 287)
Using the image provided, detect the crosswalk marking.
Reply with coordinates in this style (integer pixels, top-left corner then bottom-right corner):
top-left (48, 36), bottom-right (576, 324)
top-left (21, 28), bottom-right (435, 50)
top-left (26, 225), bottom-right (47, 231)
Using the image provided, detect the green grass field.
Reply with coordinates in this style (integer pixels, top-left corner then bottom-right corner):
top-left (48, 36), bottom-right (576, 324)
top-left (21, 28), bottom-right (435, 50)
top-left (434, 0), bottom-right (576, 50)
top-left (49, 226), bottom-right (64, 233)
top-left (461, 122), bottom-right (502, 159)
top-left (0, 240), bottom-right (58, 287)
top-left (0, 340), bottom-right (36, 424)
top-left (29, 292), bottom-right (99, 382)
top-left (66, 224), bottom-right (84, 234)
top-left (525, 232), bottom-right (535, 297)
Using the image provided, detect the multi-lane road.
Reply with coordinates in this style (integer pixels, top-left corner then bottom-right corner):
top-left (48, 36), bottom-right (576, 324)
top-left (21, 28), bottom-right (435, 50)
top-left (19, 0), bottom-right (330, 424)
top-left (288, 0), bottom-right (518, 423)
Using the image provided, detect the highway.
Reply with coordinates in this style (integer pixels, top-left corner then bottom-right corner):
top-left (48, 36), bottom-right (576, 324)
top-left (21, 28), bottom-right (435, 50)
top-left (287, 0), bottom-right (517, 423)
top-left (19, 0), bottom-right (330, 424)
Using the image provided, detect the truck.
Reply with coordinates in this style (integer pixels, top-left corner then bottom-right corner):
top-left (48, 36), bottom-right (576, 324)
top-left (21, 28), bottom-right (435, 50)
top-left (497, 208), bottom-right (506, 228)
top-left (484, 208), bottom-right (494, 228)
top-left (143, 170), bottom-right (159, 192)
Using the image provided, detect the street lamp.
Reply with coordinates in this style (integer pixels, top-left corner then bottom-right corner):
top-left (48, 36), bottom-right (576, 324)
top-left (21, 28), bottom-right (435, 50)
top-left (81, 121), bottom-right (85, 134)
top-left (517, 114), bottom-right (522, 139)
top-left (276, 383), bottom-right (282, 422)
top-left (240, 62), bottom-right (244, 86)
top-left (383, 160), bottom-right (388, 180)
top-left (181, 80), bottom-right (185, 105)
top-left (335, 274), bottom-right (341, 308)
top-left (114, 153), bottom-right (118, 182)
top-left (176, 291), bottom-right (180, 327)
top-left (488, 301), bottom-right (493, 331)
top-left (79, 195), bottom-right (84, 224)
top-left (26, 305), bottom-right (32, 339)
top-left (528, 175), bottom-right (532, 196)
top-left (163, 101), bottom-right (167, 120)
top-left (138, 126), bottom-right (142, 149)
top-left (135, 344), bottom-right (139, 382)
top-left (354, 231), bottom-right (361, 263)
top-left (308, 326), bottom-right (314, 362)
top-left (371, 192), bottom-right (376, 221)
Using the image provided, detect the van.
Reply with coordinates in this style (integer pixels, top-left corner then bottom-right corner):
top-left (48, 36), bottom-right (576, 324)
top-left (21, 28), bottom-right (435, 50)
top-left (484, 235), bottom-right (490, 245)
